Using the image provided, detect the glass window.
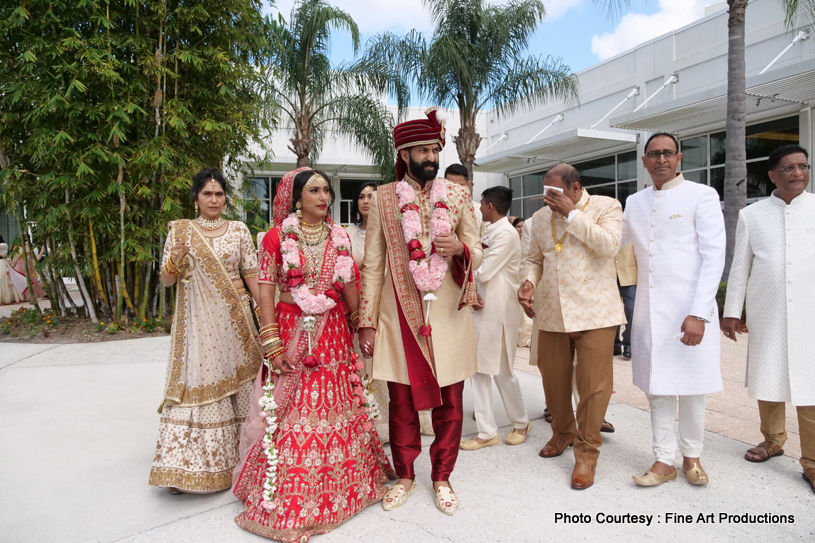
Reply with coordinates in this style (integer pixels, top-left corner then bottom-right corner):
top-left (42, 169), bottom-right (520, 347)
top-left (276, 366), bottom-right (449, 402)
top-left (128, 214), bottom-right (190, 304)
top-left (247, 177), bottom-right (270, 200)
top-left (586, 183), bottom-right (615, 200)
top-left (617, 151), bottom-right (637, 181)
top-left (710, 167), bottom-right (724, 199)
top-left (510, 199), bottom-right (523, 219)
top-left (746, 117), bottom-right (799, 161)
top-left (523, 195), bottom-right (546, 218)
top-left (710, 131), bottom-right (726, 166)
top-left (523, 173), bottom-right (544, 196)
top-left (510, 176), bottom-right (523, 196)
top-left (574, 156), bottom-right (615, 187)
top-left (617, 180), bottom-right (638, 209)
top-left (747, 160), bottom-right (774, 199)
top-left (681, 136), bottom-right (707, 170)
top-left (683, 170), bottom-right (707, 185)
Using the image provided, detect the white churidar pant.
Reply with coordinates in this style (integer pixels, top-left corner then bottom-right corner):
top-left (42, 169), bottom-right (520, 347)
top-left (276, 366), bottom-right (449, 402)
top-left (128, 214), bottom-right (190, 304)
top-left (472, 336), bottom-right (529, 440)
top-left (647, 393), bottom-right (706, 464)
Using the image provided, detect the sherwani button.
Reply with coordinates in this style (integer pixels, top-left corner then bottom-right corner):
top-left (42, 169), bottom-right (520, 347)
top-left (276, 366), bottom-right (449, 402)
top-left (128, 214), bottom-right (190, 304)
top-left (650, 238), bottom-right (654, 242)
top-left (649, 268), bottom-right (654, 273)
top-left (649, 252), bottom-right (654, 256)
top-left (650, 284), bottom-right (654, 288)
top-left (653, 208), bottom-right (658, 212)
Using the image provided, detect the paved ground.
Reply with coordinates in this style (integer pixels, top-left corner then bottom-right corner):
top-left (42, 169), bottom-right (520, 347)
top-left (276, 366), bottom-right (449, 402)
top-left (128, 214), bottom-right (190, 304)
top-left (1, 333), bottom-right (813, 543)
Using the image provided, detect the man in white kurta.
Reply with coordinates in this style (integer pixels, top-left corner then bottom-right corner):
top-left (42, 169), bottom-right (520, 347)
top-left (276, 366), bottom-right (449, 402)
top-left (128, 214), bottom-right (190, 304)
top-left (622, 133), bottom-right (725, 487)
top-left (461, 186), bottom-right (530, 450)
top-left (722, 144), bottom-right (815, 493)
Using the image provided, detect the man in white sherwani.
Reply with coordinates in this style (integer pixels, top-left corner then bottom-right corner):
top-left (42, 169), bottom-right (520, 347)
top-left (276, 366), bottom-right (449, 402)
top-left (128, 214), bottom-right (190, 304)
top-left (461, 186), bottom-right (531, 451)
top-left (722, 144), bottom-right (815, 494)
top-left (623, 133), bottom-right (725, 487)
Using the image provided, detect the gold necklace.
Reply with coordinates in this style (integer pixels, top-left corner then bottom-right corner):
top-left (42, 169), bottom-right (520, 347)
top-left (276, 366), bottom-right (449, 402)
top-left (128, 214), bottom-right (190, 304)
top-left (197, 216), bottom-right (225, 231)
top-left (300, 221), bottom-right (328, 246)
top-left (551, 196), bottom-right (590, 253)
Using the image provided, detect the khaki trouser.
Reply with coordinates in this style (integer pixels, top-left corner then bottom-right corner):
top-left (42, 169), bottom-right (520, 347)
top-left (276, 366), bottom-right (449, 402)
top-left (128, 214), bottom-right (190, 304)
top-left (758, 400), bottom-right (815, 471)
top-left (536, 326), bottom-right (616, 466)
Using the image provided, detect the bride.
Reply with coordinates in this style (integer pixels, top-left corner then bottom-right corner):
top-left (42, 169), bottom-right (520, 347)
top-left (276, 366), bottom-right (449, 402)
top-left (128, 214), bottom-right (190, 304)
top-left (233, 168), bottom-right (393, 542)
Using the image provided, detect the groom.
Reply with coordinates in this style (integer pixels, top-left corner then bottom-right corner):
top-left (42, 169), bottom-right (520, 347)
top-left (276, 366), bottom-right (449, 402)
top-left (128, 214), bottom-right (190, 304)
top-left (359, 108), bottom-right (482, 515)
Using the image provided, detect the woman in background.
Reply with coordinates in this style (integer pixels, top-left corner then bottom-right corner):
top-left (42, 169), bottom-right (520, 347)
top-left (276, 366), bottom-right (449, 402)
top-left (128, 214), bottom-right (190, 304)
top-left (0, 236), bottom-right (22, 305)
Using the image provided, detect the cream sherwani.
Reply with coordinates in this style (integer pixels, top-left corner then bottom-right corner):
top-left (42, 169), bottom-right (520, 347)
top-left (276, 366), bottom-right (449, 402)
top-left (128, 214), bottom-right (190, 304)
top-left (360, 179), bottom-right (483, 388)
top-left (471, 216), bottom-right (529, 440)
top-left (523, 190), bottom-right (625, 333)
top-left (473, 217), bottom-right (522, 374)
top-left (724, 192), bottom-right (815, 406)
top-left (621, 175), bottom-right (725, 396)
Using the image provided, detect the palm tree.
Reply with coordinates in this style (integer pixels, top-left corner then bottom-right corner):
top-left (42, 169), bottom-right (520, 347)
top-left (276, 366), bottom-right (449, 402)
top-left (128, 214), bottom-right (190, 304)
top-left (261, 0), bottom-right (409, 177)
top-left (596, 1), bottom-right (813, 276)
top-left (361, 0), bottom-right (579, 181)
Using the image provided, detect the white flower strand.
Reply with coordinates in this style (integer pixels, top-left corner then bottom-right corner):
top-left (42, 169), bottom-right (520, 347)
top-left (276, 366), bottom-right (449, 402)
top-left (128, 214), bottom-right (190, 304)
top-left (258, 365), bottom-right (279, 511)
top-left (361, 375), bottom-right (381, 421)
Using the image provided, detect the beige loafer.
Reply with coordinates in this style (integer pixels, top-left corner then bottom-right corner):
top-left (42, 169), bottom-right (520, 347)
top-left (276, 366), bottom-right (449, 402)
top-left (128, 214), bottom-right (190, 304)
top-left (632, 468), bottom-right (677, 487)
top-left (505, 422), bottom-right (532, 445)
top-left (382, 481), bottom-right (417, 511)
top-left (435, 483), bottom-right (458, 515)
top-left (460, 435), bottom-right (499, 450)
top-left (683, 464), bottom-right (709, 486)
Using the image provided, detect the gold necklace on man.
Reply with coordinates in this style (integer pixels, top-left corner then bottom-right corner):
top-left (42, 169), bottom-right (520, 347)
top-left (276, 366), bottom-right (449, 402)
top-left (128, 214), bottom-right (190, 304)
top-left (197, 216), bottom-right (225, 230)
top-left (551, 196), bottom-right (591, 253)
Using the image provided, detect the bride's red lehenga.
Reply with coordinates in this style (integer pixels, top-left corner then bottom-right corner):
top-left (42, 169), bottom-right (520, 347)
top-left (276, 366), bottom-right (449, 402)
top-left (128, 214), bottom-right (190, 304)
top-left (233, 168), bottom-right (392, 543)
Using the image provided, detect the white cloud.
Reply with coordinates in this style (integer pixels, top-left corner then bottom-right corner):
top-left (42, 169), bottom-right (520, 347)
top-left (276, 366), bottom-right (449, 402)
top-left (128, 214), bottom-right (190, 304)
top-left (590, 0), bottom-right (723, 61)
top-left (543, 0), bottom-right (583, 20)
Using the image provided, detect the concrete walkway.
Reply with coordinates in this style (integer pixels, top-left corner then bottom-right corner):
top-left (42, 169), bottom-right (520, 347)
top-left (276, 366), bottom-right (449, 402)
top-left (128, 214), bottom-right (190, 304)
top-left (1, 336), bottom-right (813, 543)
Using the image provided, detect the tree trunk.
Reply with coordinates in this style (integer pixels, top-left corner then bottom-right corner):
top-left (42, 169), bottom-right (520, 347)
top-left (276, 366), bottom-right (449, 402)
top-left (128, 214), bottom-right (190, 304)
top-left (454, 122), bottom-right (480, 184)
top-left (65, 189), bottom-right (98, 323)
top-left (723, 0), bottom-right (749, 278)
top-left (88, 218), bottom-right (109, 311)
top-left (17, 206), bottom-right (42, 315)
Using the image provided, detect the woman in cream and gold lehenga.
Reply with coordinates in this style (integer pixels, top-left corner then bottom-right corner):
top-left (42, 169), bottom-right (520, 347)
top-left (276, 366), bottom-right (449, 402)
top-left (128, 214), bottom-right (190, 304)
top-left (232, 168), bottom-right (392, 543)
top-left (149, 168), bottom-right (264, 493)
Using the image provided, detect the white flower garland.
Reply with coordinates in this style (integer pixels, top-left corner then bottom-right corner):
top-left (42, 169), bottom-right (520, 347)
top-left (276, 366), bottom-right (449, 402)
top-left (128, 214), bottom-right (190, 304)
top-left (258, 364), bottom-right (280, 512)
top-left (361, 375), bottom-right (381, 421)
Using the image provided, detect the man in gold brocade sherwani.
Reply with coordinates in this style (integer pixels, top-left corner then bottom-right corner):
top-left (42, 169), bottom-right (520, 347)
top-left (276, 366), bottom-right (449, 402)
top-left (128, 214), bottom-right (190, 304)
top-left (359, 108), bottom-right (483, 515)
top-left (518, 164), bottom-right (624, 490)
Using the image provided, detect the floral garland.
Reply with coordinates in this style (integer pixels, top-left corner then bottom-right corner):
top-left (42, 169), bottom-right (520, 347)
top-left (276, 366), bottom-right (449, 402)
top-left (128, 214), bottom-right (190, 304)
top-left (258, 363), bottom-right (280, 512)
top-left (348, 352), bottom-right (375, 430)
top-left (279, 214), bottom-right (355, 366)
top-left (395, 178), bottom-right (451, 336)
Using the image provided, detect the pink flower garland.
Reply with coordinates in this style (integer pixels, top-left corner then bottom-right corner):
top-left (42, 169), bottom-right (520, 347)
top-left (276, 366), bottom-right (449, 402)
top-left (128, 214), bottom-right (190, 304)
top-left (396, 178), bottom-right (451, 336)
top-left (279, 214), bottom-right (355, 365)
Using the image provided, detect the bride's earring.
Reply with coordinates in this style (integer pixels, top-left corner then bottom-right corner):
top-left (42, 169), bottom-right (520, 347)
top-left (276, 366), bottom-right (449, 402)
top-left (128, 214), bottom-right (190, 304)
top-left (296, 200), bottom-right (302, 219)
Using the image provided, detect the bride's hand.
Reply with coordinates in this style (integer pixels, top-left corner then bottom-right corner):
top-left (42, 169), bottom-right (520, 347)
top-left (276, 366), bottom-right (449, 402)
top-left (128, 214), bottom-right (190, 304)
top-left (271, 352), bottom-right (295, 375)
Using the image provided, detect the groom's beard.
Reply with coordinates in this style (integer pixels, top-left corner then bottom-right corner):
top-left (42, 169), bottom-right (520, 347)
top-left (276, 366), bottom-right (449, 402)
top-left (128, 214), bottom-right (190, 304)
top-left (408, 157), bottom-right (439, 182)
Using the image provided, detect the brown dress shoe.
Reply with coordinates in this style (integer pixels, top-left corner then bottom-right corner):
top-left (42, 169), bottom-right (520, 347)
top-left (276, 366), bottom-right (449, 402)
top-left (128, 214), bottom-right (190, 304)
top-left (539, 435), bottom-right (575, 458)
top-left (571, 463), bottom-right (595, 490)
top-left (803, 468), bottom-right (815, 495)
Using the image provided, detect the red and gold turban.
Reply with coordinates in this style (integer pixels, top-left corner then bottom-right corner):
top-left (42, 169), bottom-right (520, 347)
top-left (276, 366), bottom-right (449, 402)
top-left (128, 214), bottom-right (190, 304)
top-left (393, 107), bottom-right (446, 180)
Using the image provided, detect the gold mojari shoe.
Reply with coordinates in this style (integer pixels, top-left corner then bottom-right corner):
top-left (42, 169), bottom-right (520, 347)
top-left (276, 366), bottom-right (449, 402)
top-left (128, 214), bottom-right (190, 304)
top-left (460, 435), bottom-right (499, 450)
top-left (504, 422), bottom-right (532, 445)
top-left (382, 481), bottom-right (417, 511)
top-left (632, 468), bottom-right (677, 487)
top-left (683, 464), bottom-right (709, 485)
top-left (435, 484), bottom-right (459, 515)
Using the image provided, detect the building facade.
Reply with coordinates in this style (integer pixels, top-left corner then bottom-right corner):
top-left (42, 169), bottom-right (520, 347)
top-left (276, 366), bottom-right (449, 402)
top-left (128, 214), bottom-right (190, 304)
top-left (476, 0), bottom-right (814, 217)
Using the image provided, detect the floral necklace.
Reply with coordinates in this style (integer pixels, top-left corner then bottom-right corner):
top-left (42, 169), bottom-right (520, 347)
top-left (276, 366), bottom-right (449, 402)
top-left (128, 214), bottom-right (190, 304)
top-left (279, 213), bottom-right (355, 366)
top-left (395, 177), bottom-right (451, 337)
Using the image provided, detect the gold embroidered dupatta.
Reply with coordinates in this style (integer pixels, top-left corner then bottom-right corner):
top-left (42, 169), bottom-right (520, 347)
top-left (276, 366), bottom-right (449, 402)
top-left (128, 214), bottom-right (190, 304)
top-left (161, 219), bottom-right (262, 410)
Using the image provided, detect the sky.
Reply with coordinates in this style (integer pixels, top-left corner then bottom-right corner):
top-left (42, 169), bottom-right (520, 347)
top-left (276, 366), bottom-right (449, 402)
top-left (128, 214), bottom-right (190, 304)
top-left (263, 0), bottom-right (726, 97)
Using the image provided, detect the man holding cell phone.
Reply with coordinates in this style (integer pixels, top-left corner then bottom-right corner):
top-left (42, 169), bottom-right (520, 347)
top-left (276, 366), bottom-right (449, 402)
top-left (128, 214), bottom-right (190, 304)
top-left (518, 164), bottom-right (624, 490)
